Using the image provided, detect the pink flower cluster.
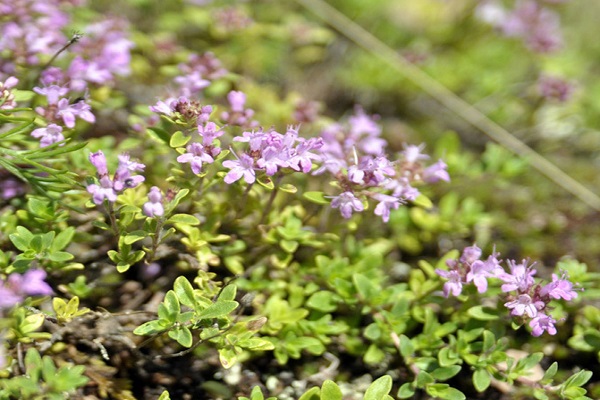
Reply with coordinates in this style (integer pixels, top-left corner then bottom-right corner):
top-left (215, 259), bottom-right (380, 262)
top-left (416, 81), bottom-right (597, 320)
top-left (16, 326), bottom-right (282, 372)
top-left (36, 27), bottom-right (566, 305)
top-left (0, 269), bottom-right (53, 310)
top-left (223, 125), bottom-right (323, 184)
top-left (314, 107), bottom-right (449, 222)
top-left (436, 245), bottom-right (581, 336)
top-left (0, 0), bottom-right (71, 75)
top-left (87, 150), bottom-right (145, 205)
top-left (476, 0), bottom-right (566, 53)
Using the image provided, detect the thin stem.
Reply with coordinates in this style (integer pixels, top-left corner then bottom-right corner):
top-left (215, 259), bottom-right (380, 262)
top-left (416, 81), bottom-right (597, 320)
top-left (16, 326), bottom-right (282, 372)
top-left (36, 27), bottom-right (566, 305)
top-left (38, 33), bottom-right (82, 75)
top-left (105, 201), bottom-right (119, 236)
top-left (145, 218), bottom-right (165, 263)
top-left (258, 175), bottom-right (282, 225)
top-left (295, 0), bottom-right (600, 212)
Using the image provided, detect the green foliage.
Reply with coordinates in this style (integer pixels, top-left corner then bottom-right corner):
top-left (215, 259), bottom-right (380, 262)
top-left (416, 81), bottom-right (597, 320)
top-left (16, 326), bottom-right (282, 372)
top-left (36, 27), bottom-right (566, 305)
top-left (0, 348), bottom-right (88, 399)
top-left (8, 226), bottom-right (76, 271)
top-left (0, 1), bottom-right (599, 399)
top-left (51, 296), bottom-right (90, 325)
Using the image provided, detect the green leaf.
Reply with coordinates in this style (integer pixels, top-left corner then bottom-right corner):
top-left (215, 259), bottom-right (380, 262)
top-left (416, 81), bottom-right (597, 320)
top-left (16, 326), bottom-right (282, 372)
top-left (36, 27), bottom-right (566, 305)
top-left (147, 127), bottom-right (171, 144)
top-left (412, 194), bottom-right (433, 209)
top-left (431, 365), bottom-right (462, 381)
top-left (218, 285), bottom-right (237, 302)
top-left (427, 384), bottom-right (466, 400)
top-left (197, 300), bottom-right (238, 319)
top-left (170, 130), bottom-right (191, 148)
top-left (173, 276), bottom-right (198, 309)
top-left (399, 334), bottom-right (415, 358)
top-left (14, 90), bottom-right (35, 102)
top-left (303, 191), bottom-right (329, 205)
top-left (364, 344), bottom-right (386, 365)
top-left (482, 330), bottom-right (495, 352)
top-left (133, 320), bottom-right (166, 336)
top-left (364, 375), bottom-right (393, 400)
top-left (48, 251), bottom-right (74, 262)
top-left (321, 380), bottom-right (342, 400)
top-left (353, 273), bottom-right (377, 300)
top-left (158, 390), bottom-right (171, 400)
top-left (25, 348), bottom-right (43, 381)
top-left (21, 313), bottom-right (45, 334)
top-left (10, 227), bottom-right (33, 251)
top-left (53, 298), bottom-right (67, 316)
top-left (124, 230), bottom-right (147, 244)
top-left (51, 227), bottom-right (75, 251)
top-left (514, 352), bottom-right (543, 373)
top-left (415, 371), bottom-right (435, 388)
top-left (542, 362), bottom-right (558, 382)
top-left (306, 291), bottom-right (338, 313)
top-left (169, 326), bottom-right (193, 347)
top-left (256, 176), bottom-right (274, 190)
top-left (564, 370), bottom-right (593, 388)
top-left (467, 306), bottom-right (499, 321)
top-left (297, 387), bottom-right (320, 400)
top-left (167, 214), bottom-right (200, 225)
top-left (163, 290), bottom-right (180, 319)
top-left (218, 346), bottom-right (238, 369)
top-left (280, 239), bottom-right (299, 253)
top-left (169, 188), bottom-right (190, 210)
top-left (397, 382), bottom-right (415, 399)
top-left (41, 355), bottom-right (57, 384)
top-left (279, 183), bottom-right (297, 193)
top-left (473, 369), bottom-right (491, 392)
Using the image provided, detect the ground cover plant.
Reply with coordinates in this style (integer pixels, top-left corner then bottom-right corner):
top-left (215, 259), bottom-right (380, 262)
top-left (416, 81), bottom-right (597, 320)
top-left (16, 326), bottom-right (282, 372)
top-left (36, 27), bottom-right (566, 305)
top-left (1, 0), bottom-right (600, 399)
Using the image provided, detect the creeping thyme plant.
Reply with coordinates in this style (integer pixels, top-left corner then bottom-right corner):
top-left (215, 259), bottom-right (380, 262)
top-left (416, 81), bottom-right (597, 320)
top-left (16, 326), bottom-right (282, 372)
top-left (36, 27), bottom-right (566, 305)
top-left (1, 0), bottom-right (600, 399)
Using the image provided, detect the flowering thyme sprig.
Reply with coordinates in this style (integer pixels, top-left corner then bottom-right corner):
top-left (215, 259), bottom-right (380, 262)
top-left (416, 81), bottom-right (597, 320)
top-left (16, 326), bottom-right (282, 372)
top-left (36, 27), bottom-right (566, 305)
top-left (314, 107), bottom-right (449, 222)
top-left (87, 150), bottom-right (146, 205)
top-left (436, 245), bottom-right (582, 336)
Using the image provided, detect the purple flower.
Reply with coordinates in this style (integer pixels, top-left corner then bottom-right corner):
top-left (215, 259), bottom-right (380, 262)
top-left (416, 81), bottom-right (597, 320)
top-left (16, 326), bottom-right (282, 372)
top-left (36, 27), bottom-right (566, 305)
top-left (174, 71), bottom-right (210, 97)
top-left (256, 146), bottom-right (288, 176)
top-left (540, 272), bottom-right (579, 301)
top-left (402, 143), bottom-right (429, 164)
top-left (197, 122), bottom-right (224, 145)
top-left (330, 192), bottom-right (364, 219)
top-left (223, 153), bottom-right (256, 184)
top-left (538, 75), bottom-right (574, 102)
top-left (0, 269), bottom-right (53, 309)
top-left (149, 98), bottom-right (176, 115)
top-left (89, 150), bottom-right (109, 176)
top-left (113, 154), bottom-right (146, 191)
top-left (529, 313), bottom-right (557, 336)
top-left (33, 84), bottom-right (68, 105)
top-left (87, 151), bottom-right (145, 204)
top-left (56, 98), bottom-right (95, 128)
top-left (87, 176), bottom-right (118, 205)
top-left (31, 124), bottom-right (65, 147)
top-left (423, 160), bottom-right (450, 183)
top-left (460, 245), bottom-right (482, 265)
top-left (501, 0), bottom-right (563, 53)
top-left (40, 67), bottom-right (65, 86)
top-left (505, 294), bottom-right (544, 318)
top-left (466, 260), bottom-right (492, 293)
top-left (287, 137), bottom-right (323, 173)
top-left (177, 142), bottom-right (214, 174)
top-left (498, 259), bottom-right (537, 293)
top-left (143, 186), bottom-right (164, 217)
top-left (0, 174), bottom-right (27, 200)
top-left (435, 269), bottom-right (463, 297)
top-left (373, 193), bottom-right (402, 223)
top-left (227, 90), bottom-right (246, 112)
